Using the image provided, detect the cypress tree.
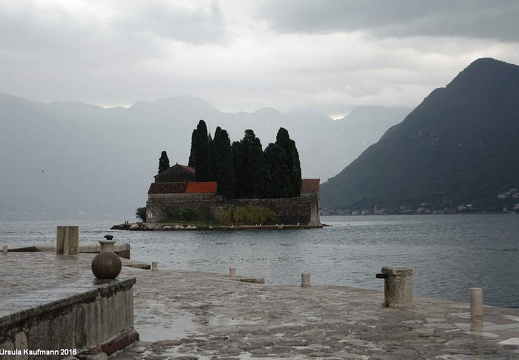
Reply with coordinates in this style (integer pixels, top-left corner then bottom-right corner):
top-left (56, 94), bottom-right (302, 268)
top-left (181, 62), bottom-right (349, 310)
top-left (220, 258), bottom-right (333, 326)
top-left (209, 131), bottom-right (217, 182)
top-left (188, 129), bottom-right (197, 167)
top-left (264, 143), bottom-right (292, 198)
top-left (232, 140), bottom-right (245, 198)
top-left (194, 120), bottom-right (213, 181)
top-left (275, 127), bottom-right (302, 197)
top-left (214, 126), bottom-right (235, 199)
top-left (249, 136), bottom-right (265, 198)
top-left (158, 150), bottom-right (170, 174)
top-left (233, 130), bottom-right (264, 198)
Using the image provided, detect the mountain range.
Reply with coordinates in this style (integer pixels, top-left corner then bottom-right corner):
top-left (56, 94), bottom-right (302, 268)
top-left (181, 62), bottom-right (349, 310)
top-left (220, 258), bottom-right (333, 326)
top-left (0, 93), bottom-right (409, 219)
top-left (320, 58), bottom-right (519, 212)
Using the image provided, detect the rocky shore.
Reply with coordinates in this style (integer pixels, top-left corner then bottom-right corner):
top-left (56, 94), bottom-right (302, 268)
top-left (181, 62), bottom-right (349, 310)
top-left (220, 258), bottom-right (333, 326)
top-left (111, 222), bottom-right (324, 231)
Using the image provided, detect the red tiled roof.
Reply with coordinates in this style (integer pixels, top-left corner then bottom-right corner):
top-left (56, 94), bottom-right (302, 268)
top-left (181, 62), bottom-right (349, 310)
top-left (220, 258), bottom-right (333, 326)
top-left (300, 179), bottom-right (320, 194)
top-left (186, 182), bottom-right (217, 193)
top-left (148, 181), bottom-right (217, 194)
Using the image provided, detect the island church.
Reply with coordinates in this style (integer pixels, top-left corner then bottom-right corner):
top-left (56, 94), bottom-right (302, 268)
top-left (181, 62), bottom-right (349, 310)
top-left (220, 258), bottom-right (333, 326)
top-left (146, 163), bottom-right (321, 226)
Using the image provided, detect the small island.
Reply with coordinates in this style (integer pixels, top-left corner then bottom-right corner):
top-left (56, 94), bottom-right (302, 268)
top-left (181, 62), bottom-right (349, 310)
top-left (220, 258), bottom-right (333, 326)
top-left (126, 121), bottom-right (321, 230)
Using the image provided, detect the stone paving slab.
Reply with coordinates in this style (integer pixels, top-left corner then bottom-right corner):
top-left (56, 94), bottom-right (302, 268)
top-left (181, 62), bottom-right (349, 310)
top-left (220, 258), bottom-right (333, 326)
top-left (0, 253), bottom-right (96, 298)
top-left (112, 267), bottom-right (519, 359)
top-left (0, 253), bottom-right (149, 298)
top-left (2, 253), bottom-right (519, 359)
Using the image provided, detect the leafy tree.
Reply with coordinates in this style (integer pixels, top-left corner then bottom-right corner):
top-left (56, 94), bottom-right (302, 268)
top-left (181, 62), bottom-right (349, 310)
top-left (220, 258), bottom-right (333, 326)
top-left (276, 128), bottom-right (302, 197)
top-left (135, 207), bottom-right (146, 222)
top-left (263, 143), bottom-right (292, 198)
top-left (213, 126), bottom-right (235, 199)
top-left (194, 120), bottom-right (213, 181)
top-left (158, 151), bottom-right (170, 174)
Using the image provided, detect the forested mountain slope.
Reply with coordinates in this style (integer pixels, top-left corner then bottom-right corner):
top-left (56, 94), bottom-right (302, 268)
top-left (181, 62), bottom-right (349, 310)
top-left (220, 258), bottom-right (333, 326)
top-left (321, 58), bottom-right (519, 212)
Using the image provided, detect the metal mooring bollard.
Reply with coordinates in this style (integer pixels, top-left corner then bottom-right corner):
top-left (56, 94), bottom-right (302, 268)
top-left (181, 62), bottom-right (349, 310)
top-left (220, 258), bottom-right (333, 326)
top-left (376, 266), bottom-right (413, 307)
top-left (100, 235), bottom-right (116, 252)
top-left (151, 261), bottom-right (158, 271)
top-left (301, 273), bottom-right (311, 288)
top-left (229, 268), bottom-right (236, 277)
top-left (470, 288), bottom-right (484, 316)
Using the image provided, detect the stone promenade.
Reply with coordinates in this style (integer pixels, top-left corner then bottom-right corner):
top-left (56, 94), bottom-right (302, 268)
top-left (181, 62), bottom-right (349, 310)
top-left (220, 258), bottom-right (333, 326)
top-left (116, 267), bottom-right (519, 359)
top-left (2, 253), bottom-right (519, 359)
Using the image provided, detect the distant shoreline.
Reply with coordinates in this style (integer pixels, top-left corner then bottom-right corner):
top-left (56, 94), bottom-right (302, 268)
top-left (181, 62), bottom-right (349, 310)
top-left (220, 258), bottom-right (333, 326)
top-left (322, 211), bottom-right (518, 216)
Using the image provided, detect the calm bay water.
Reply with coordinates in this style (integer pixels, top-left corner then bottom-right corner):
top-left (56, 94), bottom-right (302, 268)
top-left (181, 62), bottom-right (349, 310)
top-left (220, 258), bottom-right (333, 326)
top-left (1, 214), bottom-right (518, 308)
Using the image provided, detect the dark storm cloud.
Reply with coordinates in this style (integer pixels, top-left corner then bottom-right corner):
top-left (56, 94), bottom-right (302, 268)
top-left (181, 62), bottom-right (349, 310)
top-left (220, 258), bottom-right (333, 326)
top-left (257, 0), bottom-right (519, 42)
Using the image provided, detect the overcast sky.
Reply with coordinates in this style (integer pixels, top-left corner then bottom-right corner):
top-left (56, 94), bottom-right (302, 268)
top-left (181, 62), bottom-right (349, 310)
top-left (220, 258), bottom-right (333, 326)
top-left (1, 0), bottom-right (518, 118)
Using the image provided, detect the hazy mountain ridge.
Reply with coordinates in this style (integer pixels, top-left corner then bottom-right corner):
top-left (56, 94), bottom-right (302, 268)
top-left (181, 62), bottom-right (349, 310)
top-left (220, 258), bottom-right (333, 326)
top-left (0, 93), bottom-right (409, 219)
top-left (320, 58), bottom-right (519, 212)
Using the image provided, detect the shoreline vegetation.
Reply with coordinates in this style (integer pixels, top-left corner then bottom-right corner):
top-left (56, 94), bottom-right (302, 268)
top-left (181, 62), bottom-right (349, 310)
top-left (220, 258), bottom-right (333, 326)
top-left (111, 222), bottom-right (324, 231)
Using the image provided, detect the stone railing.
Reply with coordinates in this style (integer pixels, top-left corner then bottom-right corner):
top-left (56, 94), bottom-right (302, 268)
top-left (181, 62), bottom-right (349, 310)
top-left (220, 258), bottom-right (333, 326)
top-left (0, 276), bottom-right (138, 359)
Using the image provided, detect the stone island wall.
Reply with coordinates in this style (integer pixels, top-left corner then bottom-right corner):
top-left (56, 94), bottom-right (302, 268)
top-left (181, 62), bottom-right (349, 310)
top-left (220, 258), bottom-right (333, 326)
top-left (224, 196), bottom-right (319, 225)
top-left (147, 193), bottom-right (320, 225)
top-left (146, 193), bottom-right (221, 223)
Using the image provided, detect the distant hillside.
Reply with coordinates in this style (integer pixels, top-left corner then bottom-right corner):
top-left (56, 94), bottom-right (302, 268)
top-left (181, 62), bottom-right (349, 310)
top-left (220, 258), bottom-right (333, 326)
top-left (321, 58), bottom-right (519, 212)
top-left (0, 93), bottom-right (408, 219)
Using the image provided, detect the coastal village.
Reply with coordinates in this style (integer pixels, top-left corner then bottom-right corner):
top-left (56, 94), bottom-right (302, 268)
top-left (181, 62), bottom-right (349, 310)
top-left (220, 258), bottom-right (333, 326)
top-left (321, 187), bottom-right (519, 216)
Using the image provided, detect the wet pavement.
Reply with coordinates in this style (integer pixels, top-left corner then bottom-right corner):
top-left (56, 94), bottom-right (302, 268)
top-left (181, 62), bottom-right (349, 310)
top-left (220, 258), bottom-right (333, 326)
top-left (113, 267), bottom-right (519, 360)
top-left (2, 252), bottom-right (519, 359)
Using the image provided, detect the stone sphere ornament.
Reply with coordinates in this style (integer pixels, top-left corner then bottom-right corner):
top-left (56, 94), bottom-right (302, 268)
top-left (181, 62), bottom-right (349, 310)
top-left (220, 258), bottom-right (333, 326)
top-left (91, 251), bottom-right (122, 279)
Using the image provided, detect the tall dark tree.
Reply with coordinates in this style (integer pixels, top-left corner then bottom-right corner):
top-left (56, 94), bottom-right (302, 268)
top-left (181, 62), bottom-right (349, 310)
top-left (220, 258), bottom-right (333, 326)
top-left (232, 140), bottom-right (246, 198)
top-left (213, 127), bottom-right (235, 199)
top-left (275, 128), bottom-right (302, 197)
top-left (263, 143), bottom-right (292, 198)
top-left (209, 131), bottom-right (217, 182)
top-left (188, 129), bottom-right (197, 167)
top-left (158, 150), bottom-right (170, 174)
top-left (248, 136), bottom-right (265, 198)
top-left (194, 120), bottom-right (213, 181)
top-left (233, 130), bottom-right (264, 198)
